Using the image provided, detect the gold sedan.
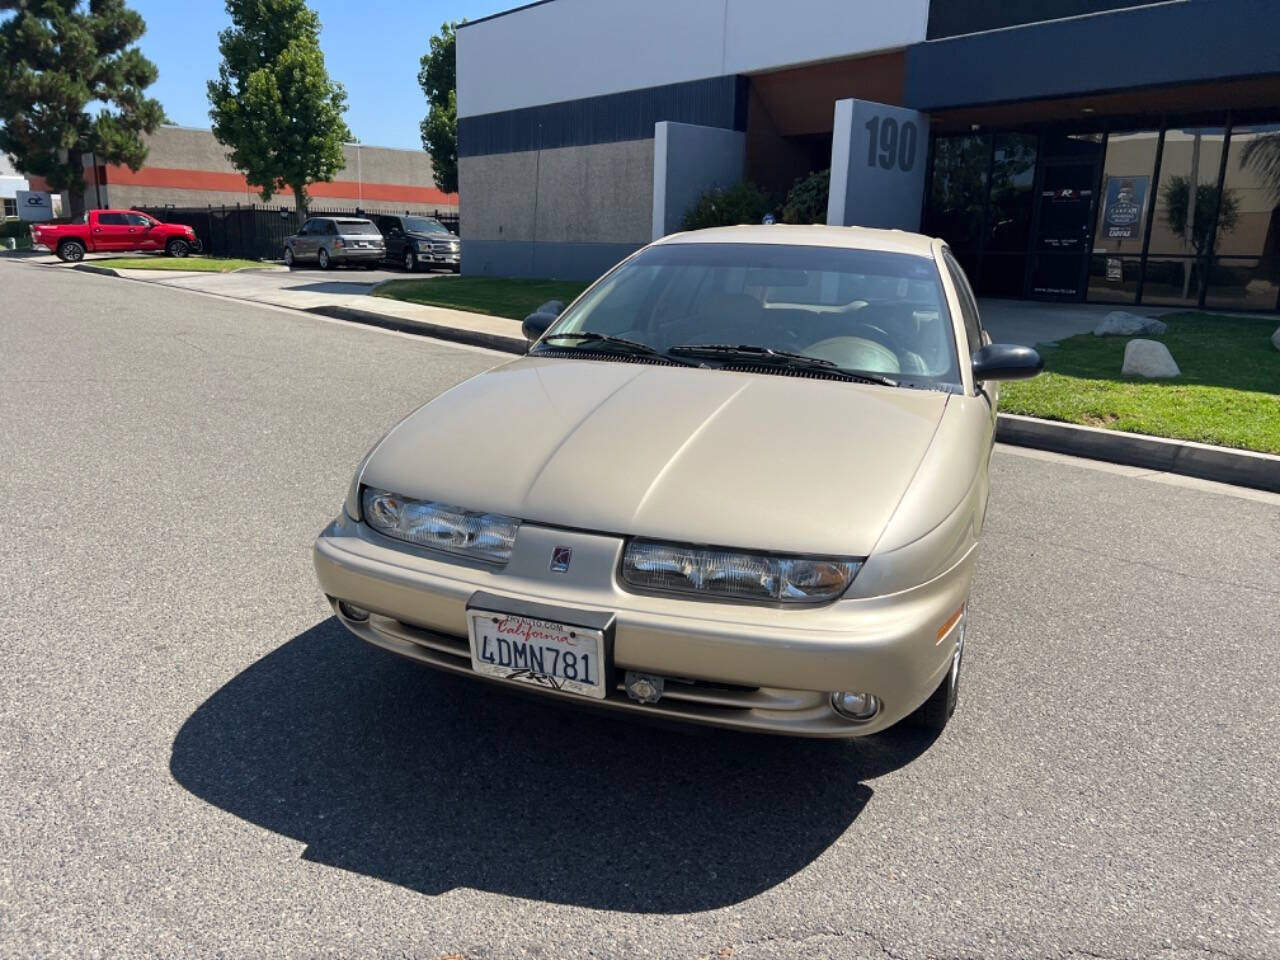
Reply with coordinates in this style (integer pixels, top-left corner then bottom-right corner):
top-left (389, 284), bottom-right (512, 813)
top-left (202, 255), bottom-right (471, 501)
top-left (313, 225), bottom-right (1041, 737)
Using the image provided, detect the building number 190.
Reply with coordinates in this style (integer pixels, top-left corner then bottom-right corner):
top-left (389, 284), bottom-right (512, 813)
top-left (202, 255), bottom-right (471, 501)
top-left (865, 116), bottom-right (918, 173)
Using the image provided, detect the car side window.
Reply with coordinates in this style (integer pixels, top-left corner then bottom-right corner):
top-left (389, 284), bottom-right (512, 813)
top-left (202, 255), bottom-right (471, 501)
top-left (97, 212), bottom-right (127, 226)
top-left (126, 214), bottom-right (152, 227)
top-left (942, 250), bottom-right (984, 358)
top-left (325, 221), bottom-right (338, 235)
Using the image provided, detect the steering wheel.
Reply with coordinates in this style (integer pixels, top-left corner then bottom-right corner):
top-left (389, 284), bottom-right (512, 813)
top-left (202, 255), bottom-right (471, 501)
top-left (844, 320), bottom-right (897, 353)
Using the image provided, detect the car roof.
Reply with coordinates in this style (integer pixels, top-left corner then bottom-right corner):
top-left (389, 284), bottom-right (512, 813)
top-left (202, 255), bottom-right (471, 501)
top-left (652, 224), bottom-right (938, 258)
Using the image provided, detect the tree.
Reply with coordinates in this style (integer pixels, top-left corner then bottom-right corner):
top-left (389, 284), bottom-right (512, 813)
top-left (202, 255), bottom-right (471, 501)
top-left (0, 0), bottom-right (165, 218)
top-left (418, 21), bottom-right (460, 195)
top-left (207, 0), bottom-right (350, 217)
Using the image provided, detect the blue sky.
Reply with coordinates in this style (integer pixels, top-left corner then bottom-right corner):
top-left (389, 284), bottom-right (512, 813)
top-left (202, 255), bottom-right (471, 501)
top-left (131, 0), bottom-right (511, 151)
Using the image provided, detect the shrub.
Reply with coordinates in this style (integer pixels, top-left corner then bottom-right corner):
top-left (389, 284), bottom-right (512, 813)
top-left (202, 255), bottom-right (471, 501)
top-left (781, 169), bottom-right (830, 225)
top-left (680, 181), bottom-right (773, 231)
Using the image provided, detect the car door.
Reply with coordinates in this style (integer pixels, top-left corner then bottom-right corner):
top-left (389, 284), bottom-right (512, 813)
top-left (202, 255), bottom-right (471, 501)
top-left (126, 213), bottom-right (160, 251)
top-left (942, 247), bottom-right (998, 426)
top-left (376, 216), bottom-right (401, 261)
top-left (294, 219), bottom-right (319, 259)
top-left (91, 212), bottom-right (132, 251)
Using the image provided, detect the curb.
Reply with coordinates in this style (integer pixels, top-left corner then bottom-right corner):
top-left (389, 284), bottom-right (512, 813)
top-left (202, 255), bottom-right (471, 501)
top-left (996, 413), bottom-right (1280, 493)
top-left (305, 304), bottom-right (527, 355)
top-left (70, 263), bottom-right (123, 278)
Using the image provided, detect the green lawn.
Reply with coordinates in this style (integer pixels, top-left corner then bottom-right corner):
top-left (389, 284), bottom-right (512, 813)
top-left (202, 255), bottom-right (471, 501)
top-left (96, 255), bottom-right (266, 272)
top-left (373, 276), bottom-right (591, 320)
top-left (1001, 312), bottom-right (1280, 454)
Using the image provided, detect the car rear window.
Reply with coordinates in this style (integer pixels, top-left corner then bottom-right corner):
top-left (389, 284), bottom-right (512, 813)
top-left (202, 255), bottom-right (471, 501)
top-left (336, 219), bottom-right (380, 235)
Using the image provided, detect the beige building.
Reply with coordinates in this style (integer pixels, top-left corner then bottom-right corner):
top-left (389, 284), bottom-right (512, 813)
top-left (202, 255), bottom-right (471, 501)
top-left (85, 125), bottom-right (457, 214)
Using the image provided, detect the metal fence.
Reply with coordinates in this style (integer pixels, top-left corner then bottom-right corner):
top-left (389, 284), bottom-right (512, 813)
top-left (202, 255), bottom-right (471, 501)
top-left (132, 203), bottom-right (460, 261)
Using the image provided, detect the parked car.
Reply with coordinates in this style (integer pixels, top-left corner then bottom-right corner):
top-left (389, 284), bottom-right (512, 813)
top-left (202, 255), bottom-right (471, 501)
top-left (372, 214), bottom-right (461, 272)
top-left (283, 217), bottom-right (385, 270)
top-left (313, 225), bottom-right (1042, 738)
top-left (32, 210), bottom-right (201, 262)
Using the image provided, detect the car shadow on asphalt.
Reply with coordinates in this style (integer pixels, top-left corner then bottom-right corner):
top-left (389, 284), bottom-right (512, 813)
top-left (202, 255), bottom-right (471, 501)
top-left (170, 618), bottom-right (936, 912)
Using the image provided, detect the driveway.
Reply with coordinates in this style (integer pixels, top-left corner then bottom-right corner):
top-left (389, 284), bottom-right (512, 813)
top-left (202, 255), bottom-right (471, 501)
top-left (2, 260), bottom-right (1278, 959)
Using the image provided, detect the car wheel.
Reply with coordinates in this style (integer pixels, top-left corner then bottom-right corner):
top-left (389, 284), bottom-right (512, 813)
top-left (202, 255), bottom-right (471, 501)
top-left (451, 265), bottom-right (461, 274)
top-left (403, 249), bottom-right (416, 272)
top-left (165, 238), bottom-right (190, 258)
top-left (910, 609), bottom-right (965, 732)
top-left (283, 246), bottom-right (295, 268)
top-left (317, 248), bottom-right (331, 270)
top-left (57, 240), bottom-right (85, 263)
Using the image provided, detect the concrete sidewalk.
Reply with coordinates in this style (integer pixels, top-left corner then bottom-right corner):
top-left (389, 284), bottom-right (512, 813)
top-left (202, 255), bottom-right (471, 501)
top-left (77, 262), bottom-right (529, 353)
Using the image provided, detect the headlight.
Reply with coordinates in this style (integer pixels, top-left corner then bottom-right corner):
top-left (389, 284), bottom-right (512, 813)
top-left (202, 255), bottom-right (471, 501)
top-left (361, 488), bottom-right (520, 565)
top-left (621, 539), bottom-right (860, 604)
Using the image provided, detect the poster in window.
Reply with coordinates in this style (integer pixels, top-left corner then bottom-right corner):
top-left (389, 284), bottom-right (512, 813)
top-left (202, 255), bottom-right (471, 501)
top-left (1101, 176), bottom-right (1149, 240)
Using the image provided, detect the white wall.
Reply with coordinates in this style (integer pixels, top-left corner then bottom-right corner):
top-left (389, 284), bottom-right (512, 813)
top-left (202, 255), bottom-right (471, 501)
top-left (458, 0), bottom-right (929, 118)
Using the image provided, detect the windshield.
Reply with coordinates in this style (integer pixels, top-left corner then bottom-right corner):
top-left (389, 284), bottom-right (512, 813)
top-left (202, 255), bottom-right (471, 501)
top-left (540, 243), bottom-right (961, 387)
top-left (403, 217), bottom-right (451, 235)
top-left (337, 219), bottom-right (380, 236)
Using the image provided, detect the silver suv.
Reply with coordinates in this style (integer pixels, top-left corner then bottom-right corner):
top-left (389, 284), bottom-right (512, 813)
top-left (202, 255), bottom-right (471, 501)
top-left (284, 217), bottom-right (385, 270)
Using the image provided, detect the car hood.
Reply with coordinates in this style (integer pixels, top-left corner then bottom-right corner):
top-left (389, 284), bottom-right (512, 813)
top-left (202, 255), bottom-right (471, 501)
top-left (408, 231), bottom-right (458, 241)
top-left (362, 357), bottom-right (950, 557)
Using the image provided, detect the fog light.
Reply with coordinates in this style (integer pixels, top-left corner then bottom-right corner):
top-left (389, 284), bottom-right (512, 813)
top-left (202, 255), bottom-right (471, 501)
top-left (830, 691), bottom-right (881, 723)
top-left (338, 600), bottom-right (370, 622)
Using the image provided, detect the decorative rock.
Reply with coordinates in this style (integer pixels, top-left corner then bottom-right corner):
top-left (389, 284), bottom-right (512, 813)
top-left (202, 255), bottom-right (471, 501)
top-left (1272, 326), bottom-right (1280, 351)
top-left (1094, 311), bottom-right (1168, 337)
top-left (1122, 338), bottom-right (1180, 378)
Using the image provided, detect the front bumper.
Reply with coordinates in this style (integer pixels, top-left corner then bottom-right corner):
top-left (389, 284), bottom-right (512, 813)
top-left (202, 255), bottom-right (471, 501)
top-left (418, 247), bottom-right (460, 267)
top-left (183, 236), bottom-right (203, 252)
top-left (313, 515), bottom-right (974, 737)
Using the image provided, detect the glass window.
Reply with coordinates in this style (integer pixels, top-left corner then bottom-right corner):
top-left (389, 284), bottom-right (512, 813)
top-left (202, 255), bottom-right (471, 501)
top-left (544, 243), bottom-right (961, 387)
top-left (986, 133), bottom-right (1038, 251)
top-left (404, 216), bottom-right (450, 234)
top-left (96, 212), bottom-right (128, 225)
top-left (925, 134), bottom-right (990, 252)
top-left (1140, 256), bottom-right (1207, 307)
top-left (1214, 122), bottom-right (1280, 258)
top-left (942, 249), bottom-right (983, 356)
top-left (1088, 254), bottom-right (1141, 304)
top-left (126, 214), bottom-right (153, 227)
top-left (978, 254), bottom-right (1027, 298)
top-left (1094, 130), bottom-right (1158, 257)
top-left (1204, 257), bottom-right (1279, 311)
top-left (1148, 126), bottom-right (1227, 257)
top-left (2, 198), bottom-right (15, 218)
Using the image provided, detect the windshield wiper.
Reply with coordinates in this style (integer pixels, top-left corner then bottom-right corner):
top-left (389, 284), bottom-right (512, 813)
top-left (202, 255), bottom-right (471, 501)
top-left (537, 332), bottom-right (696, 365)
top-left (667, 343), bottom-right (898, 386)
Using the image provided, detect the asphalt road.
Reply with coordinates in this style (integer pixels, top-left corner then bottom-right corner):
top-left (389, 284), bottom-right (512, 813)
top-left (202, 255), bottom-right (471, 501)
top-left (2, 261), bottom-right (1277, 960)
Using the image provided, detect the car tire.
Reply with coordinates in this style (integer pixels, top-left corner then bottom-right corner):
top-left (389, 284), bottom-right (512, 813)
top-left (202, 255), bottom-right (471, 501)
top-left (403, 249), bottom-right (417, 272)
top-left (451, 265), bottom-right (461, 274)
top-left (57, 240), bottom-right (85, 263)
top-left (318, 248), bottom-right (331, 270)
top-left (165, 238), bottom-right (190, 258)
top-left (910, 612), bottom-right (965, 732)
top-left (283, 246), bottom-right (295, 269)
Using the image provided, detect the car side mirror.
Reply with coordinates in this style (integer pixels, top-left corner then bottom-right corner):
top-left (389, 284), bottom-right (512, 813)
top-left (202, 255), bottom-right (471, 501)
top-left (522, 311), bottom-right (556, 343)
top-left (971, 343), bottom-right (1043, 382)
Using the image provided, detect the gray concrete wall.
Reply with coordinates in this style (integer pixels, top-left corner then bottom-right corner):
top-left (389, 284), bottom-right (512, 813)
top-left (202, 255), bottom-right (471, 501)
top-left (652, 121), bottom-right (745, 239)
top-left (460, 138), bottom-right (653, 279)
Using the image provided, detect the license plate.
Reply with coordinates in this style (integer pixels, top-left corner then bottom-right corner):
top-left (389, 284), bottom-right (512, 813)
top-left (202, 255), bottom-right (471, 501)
top-left (467, 610), bottom-right (607, 699)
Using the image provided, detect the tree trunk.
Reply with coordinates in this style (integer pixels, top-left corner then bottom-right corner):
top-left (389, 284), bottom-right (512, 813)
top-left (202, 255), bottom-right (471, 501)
top-left (292, 184), bottom-right (309, 220)
top-left (67, 153), bottom-right (87, 220)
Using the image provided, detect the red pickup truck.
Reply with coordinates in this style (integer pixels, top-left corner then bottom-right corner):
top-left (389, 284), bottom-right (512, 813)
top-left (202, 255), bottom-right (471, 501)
top-left (33, 210), bottom-right (202, 262)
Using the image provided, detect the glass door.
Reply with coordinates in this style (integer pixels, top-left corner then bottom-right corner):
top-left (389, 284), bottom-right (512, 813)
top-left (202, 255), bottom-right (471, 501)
top-left (1028, 132), bottom-right (1104, 300)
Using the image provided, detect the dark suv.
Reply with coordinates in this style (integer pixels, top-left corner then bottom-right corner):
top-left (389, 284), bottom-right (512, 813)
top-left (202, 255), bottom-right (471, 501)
top-left (372, 214), bottom-right (461, 273)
